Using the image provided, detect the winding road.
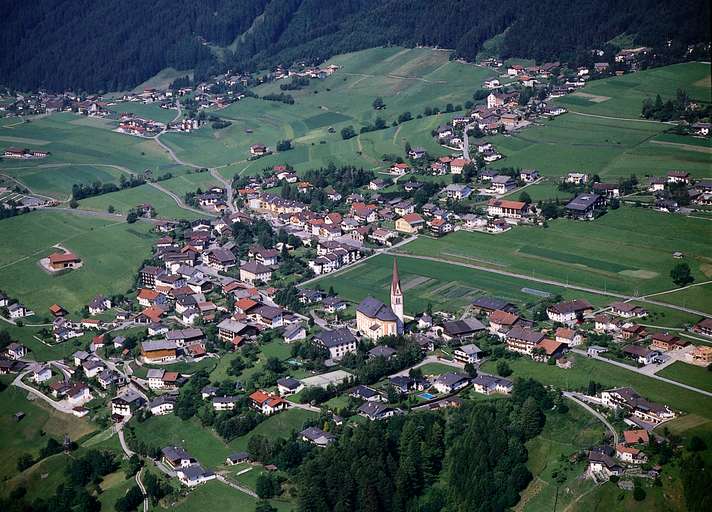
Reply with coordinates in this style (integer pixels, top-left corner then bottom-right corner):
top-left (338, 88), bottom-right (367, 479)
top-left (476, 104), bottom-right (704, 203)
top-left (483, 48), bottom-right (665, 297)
top-left (564, 391), bottom-right (619, 445)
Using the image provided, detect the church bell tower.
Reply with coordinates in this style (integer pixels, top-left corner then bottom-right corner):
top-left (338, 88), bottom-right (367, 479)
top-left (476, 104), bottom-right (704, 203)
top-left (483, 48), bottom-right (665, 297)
top-left (390, 257), bottom-right (404, 332)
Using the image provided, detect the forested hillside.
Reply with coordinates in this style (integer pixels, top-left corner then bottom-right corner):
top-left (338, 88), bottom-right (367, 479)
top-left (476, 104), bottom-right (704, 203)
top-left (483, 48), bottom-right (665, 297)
top-left (1, 0), bottom-right (708, 92)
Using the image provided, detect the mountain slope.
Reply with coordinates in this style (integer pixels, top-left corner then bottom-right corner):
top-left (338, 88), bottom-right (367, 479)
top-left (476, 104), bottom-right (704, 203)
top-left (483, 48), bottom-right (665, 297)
top-left (1, 0), bottom-right (708, 92)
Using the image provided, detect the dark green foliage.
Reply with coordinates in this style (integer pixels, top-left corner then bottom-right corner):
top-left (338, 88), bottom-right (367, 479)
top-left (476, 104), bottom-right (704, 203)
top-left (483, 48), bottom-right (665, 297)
top-left (670, 261), bottom-right (694, 287)
top-left (496, 360), bottom-right (512, 377)
top-left (115, 485), bottom-right (145, 512)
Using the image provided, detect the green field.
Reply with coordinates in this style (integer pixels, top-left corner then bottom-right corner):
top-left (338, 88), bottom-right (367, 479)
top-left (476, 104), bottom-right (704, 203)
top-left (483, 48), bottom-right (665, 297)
top-left (316, 253), bottom-right (616, 316)
top-left (0, 210), bottom-right (156, 314)
top-left (0, 380), bottom-right (97, 481)
top-left (108, 101), bottom-right (179, 124)
top-left (227, 408), bottom-right (317, 452)
top-left (657, 361), bottom-right (712, 393)
top-left (555, 62), bottom-right (711, 118)
top-left (172, 479), bottom-right (294, 512)
top-left (398, 207), bottom-right (712, 311)
top-left (480, 354), bottom-right (712, 421)
top-left (2, 164), bottom-right (128, 200)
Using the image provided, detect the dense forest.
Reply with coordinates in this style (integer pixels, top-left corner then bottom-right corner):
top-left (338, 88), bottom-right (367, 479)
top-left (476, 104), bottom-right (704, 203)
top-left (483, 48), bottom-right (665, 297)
top-left (1, 0), bottom-right (709, 92)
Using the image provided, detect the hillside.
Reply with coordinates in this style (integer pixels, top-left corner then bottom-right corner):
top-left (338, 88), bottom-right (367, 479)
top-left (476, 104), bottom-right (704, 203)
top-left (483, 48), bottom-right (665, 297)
top-left (1, 0), bottom-right (709, 92)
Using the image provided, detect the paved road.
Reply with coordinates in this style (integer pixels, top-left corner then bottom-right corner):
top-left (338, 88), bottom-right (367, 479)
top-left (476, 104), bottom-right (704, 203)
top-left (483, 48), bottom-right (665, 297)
top-left (117, 424), bottom-right (136, 457)
top-left (12, 367), bottom-right (77, 413)
top-left (564, 391), bottom-right (619, 445)
top-left (210, 168), bottom-right (236, 213)
top-left (572, 348), bottom-right (712, 398)
top-left (389, 252), bottom-right (712, 319)
top-left (288, 401), bottom-right (321, 413)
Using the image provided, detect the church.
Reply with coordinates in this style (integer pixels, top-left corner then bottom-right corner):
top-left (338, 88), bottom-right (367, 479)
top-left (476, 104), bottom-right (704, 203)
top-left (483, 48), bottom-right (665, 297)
top-left (356, 258), bottom-right (405, 340)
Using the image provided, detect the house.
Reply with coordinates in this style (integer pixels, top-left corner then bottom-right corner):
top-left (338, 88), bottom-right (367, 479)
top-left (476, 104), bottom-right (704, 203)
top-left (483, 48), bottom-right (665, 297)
top-left (239, 261), bottom-right (272, 285)
top-left (587, 345), bottom-right (609, 357)
top-left (97, 369), bottom-right (122, 389)
top-left (487, 198), bottom-right (528, 219)
top-left (201, 386), bottom-right (218, 400)
top-left (616, 444), bottom-right (648, 464)
top-left (651, 332), bottom-right (688, 351)
top-left (534, 339), bottom-right (567, 361)
top-left (506, 326), bottom-right (545, 355)
top-left (471, 374), bottom-right (513, 395)
top-left (67, 383), bottom-right (91, 404)
top-left (565, 194), bottom-right (604, 220)
top-left (610, 302), bottom-right (647, 318)
top-left (390, 162), bottom-right (410, 175)
top-left (449, 158), bottom-right (469, 175)
top-left (623, 429), bottom-right (650, 445)
top-left (176, 464), bottom-right (216, 487)
top-left (547, 299), bottom-right (593, 325)
top-left (6, 343), bottom-right (27, 360)
top-left (8, 303), bottom-right (32, 319)
top-left (554, 327), bottom-right (584, 346)
top-left (249, 390), bottom-right (289, 415)
top-left (520, 169), bottom-right (540, 183)
top-left (395, 213), bottom-right (425, 233)
top-left (312, 327), bottom-right (358, 360)
top-left (488, 309), bottom-right (520, 335)
top-left (300, 426), bottom-right (336, 447)
top-left (350, 385), bottom-right (383, 401)
top-left (588, 449), bottom-right (623, 477)
top-left (471, 296), bottom-right (517, 315)
top-left (453, 343), bottom-right (483, 364)
top-left (111, 389), bottom-right (146, 417)
top-left (48, 251), bottom-right (81, 270)
top-left (565, 172), bottom-right (589, 185)
top-left (356, 297), bottom-right (400, 340)
top-left (250, 143), bottom-right (269, 156)
top-left (666, 170), bottom-right (690, 184)
top-left (593, 182), bottom-right (621, 198)
top-left (358, 401), bottom-right (397, 421)
top-left (226, 452), bottom-right (251, 465)
top-left (88, 295), bottom-right (111, 315)
top-left (217, 318), bottom-right (251, 343)
top-left (442, 183), bottom-right (473, 200)
top-left (433, 373), bottom-right (470, 394)
top-left (82, 358), bottom-right (105, 378)
top-left (205, 248), bottom-right (237, 271)
top-left (162, 447), bottom-right (196, 469)
top-left (33, 365), bottom-right (52, 383)
top-left (389, 375), bottom-right (426, 394)
top-left (442, 318), bottom-right (486, 341)
top-left (648, 177), bottom-right (666, 192)
top-left (48, 303), bottom-right (68, 317)
top-left (282, 323), bottom-right (307, 343)
top-left (490, 175), bottom-right (516, 194)
top-left (601, 387), bottom-right (676, 424)
top-left (140, 340), bottom-right (177, 363)
top-left (692, 345), bottom-right (712, 364)
top-left (622, 344), bottom-right (661, 365)
top-left (368, 345), bottom-right (397, 360)
top-left (212, 396), bottom-right (239, 411)
top-left (322, 296), bottom-right (347, 313)
top-left (277, 377), bottom-right (304, 396)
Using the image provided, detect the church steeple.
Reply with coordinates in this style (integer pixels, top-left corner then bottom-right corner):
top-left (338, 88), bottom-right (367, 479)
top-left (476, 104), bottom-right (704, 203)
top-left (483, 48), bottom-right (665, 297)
top-left (390, 257), bottom-right (404, 330)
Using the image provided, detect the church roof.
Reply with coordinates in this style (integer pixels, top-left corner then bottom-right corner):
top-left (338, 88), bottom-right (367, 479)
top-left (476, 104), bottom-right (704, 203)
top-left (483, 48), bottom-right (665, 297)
top-left (357, 297), bottom-right (398, 322)
top-left (391, 257), bottom-right (402, 297)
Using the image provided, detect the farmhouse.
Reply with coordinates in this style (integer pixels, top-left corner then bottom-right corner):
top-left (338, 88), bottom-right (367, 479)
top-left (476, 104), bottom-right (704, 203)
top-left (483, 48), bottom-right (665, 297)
top-left (111, 389), bottom-right (146, 417)
top-left (249, 390), bottom-right (289, 415)
top-left (453, 343), bottom-right (483, 364)
top-left (441, 318), bottom-right (486, 341)
top-left (313, 327), bottom-right (358, 360)
top-left (610, 302), bottom-right (647, 318)
top-left (140, 340), bottom-right (177, 363)
top-left (162, 447), bottom-right (197, 469)
top-left (693, 318), bottom-right (712, 337)
top-left (395, 213), bottom-right (425, 233)
top-left (506, 326), bottom-right (546, 355)
top-left (600, 387), bottom-right (675, 424)
top-left (149, 394), bottom-right (177, 416)
top-left (491, 175), bottom-right (516, 194)
top-left (239, 261), bottom-right (272, 285)
top-left (547, 299), bottom-right (593, 325)
top-left (651, 332), bottom-right (688, 351)
top-left (176, 465), bottom-right (216, 487)
top-left (487, 198), bottom-right (528, 219)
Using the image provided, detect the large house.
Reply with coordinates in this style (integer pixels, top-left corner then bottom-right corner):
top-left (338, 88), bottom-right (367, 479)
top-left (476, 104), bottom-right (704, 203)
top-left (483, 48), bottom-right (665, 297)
top-left (140, 340), bottom-right (177, 363)
top-left (433, 373), bottom-right (470, 394)
top-left (453, 344), bottom-right (483, 364)
top-left (111, 389), bottom-right (146, 417)
top-left (547, 299), bottom-right (593, 325)
top-left (506, 326), bottom-right (545, 355)
top-left (601, 387), bottom-right (676, 424)
top-left (239, 261), bottom-right (272, 285)
top-left (565, 194), bottom-right (604, 220)
top-left (471, 375), bottom-right (513, 395)
top-left (358, 401), bottom-right (398, 421)
top-left (395, 213), bottom-right (425, 233)
top-left (312, 328), bottom-right (358, 360)
top-left (249, 390), bottom-right (289, 415)
top-left (487, 199), bottom-right (528, 219)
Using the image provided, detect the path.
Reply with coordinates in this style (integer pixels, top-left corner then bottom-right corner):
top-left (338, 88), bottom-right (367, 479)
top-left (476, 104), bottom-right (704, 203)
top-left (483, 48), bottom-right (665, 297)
top-left (136, 468), bottom-right (149, 512)
top-left (567, 110), bottom-right (675, 125)
top-left (563, 392), bottom-right (618, 445)
top-left (215, 474), bottom-right (259, 498)
top-left (571, 348), bottom-right (712, 397)
top-left (388, 252), bottom-right (712, 319)
top-left (117, 424), bottom-right (135, 457)
top-left (11, 367), bottom-right (77, 413)
top-left (209, 168), bottom-right (235, 213)
top-left (0, 173), bottom-right (58, 201)
top-left (148, 181), bottom-right (214, 217)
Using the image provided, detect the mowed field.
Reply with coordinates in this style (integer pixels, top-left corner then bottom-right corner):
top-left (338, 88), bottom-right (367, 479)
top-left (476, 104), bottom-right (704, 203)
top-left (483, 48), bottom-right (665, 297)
top-left (398, 207), bottom-right (712, 311)
top-left (0, 210), bottom-right (156, 314)
top-left (554, 62), bottom-right (711, 118)
top-left (162, 47), bottom-right (490, 171)
top-left (314, 253), bottom-right (613, 316)
top-left (107, 100), bottom-right (178, 124)
top-left (1, 164), bottom-right (127, 200)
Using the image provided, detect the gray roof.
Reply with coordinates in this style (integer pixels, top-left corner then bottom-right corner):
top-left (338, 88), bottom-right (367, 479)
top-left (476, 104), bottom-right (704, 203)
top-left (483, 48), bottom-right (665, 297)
top-left (358, 401), bottom-right (391, 418)
top-left (141, 340), bottom-right (177, 352)
top-left (356, 297), bottom-right (398, 322)
top-left (300, 426), bottom-right (336, 443)
top-left (277, 377), bottom-right (302, 390)
top-left (435, 372), bottom-right (470, 388)
top-left (507, 326), bottom-right (545, 344)
top-left (351, 385), bottom-right (379, 399)
top-left (241, 261), bottom-right (271, 274)
top-left (472, 374), bottom-right (512, 389)
top-left (178, 464), bottom-right (214, 481)
top-left (149, 394), bottom-right (177, 408)
top-left (472, 296), bottom-right (515, 311)
top-left (368, 345), bottom-right (397, 358)
top-left (314, 327), bottom-right (357, 348)
top-left (443, 318), bottom-right (485, 336)
top-left (458, 343), bottom-right (482, 355)
top-left (166, 328), bottom-right (204, 341)
top-left (566, 193), bottom-right (601, 211)
top-left (147, 368), bottom-right (165, 379)
top-left (217, 318), bottom-right (248, 334)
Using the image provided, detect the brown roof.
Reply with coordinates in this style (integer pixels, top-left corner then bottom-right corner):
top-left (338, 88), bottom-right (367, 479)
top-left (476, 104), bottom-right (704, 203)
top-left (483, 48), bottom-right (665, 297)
top-left (489, 309), bottom-right (519, 326)
top-left (623, 429), bottom-right (649, 445)
top-left (48, 251), bottom-right (80, 264)
top-left (536, 339), bottom-right (566, 356)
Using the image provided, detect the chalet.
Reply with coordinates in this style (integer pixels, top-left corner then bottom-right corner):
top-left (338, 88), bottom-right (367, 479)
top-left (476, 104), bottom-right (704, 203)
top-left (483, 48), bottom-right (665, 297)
top-left (442, 184), bottom-right (472, 200)
top-left (648, 177), bottom-right (666, 192)
top-left (226, 452), bottom-right (250, 465)
top-left (111, 389), bottom-right (146, 417)
top-left (239, 261), bottom-right (272, 285)
top-left (166, 328), bottom-right (204, 347)
top-left (351, 385), bottom-right (383, 401)
top-left (565, 194), bottom-right (603, 220)
top-left (453, 343), bottom-right (483, 364)
top-left (408, 147), bottom-right (426, 159)
top-left (149, 395), bottom-right (177, 416)
top-left (565, 172), bottom-right (589, 185)
top-left (162, 446), bottom-right (197, 469)
top-left (300, 427), bottom-right (336, 447)
top-left (433, 373), bottom-right (470, 394)
top-left (592, 182), bottom-right (621, 198)
top-left (33, 365), bottom-right (52, 383)
top-left (9, 303), bottom-right (32, 319)
top-left (139, 266), bottom-right (163, 288)
top-left (390, 162), bottom-right (410, 175)
top-left (488, 309), bottom-right (520, 336)
top-left (313, 327), bottom-right (358, 360)
top-left (666, 170), bottom-right (690, 184)
top-left (389, 376), bottom-right (427, 394)
top-left (48, 251), bottom-right (81, 270)
top-left (395, 213), bottom-right (425, 233)
top-left (205, 248), bottom-right (236, 271)
top-left (140, 340), bottom-right (177, 363)
top-left (322, 296), bottom-right (347, 313)
top-left (588, 449), bottom-right (623, 478)
top-left (601, 387), bottom-right (675, 424)
top-left (369, 178), bottom-right (387, 190)
top-left (615, 444), bottom-right (648, 464)
top-left (249, 390), bottom-right (288, 415)
top-left (471, 374), bottom-right (513, 395)
top-left (429, 217), bottom-right (453, 237)
top-left (487, 198), bottom-right (527, 219)
top-left (282, 323), bottom-right (307, 343)
top-left (693, 318), bottom-right (712, 337)
top-left (506, 326), bottom-right (546, 355)
top-left (651, 332), bottom-right (688, 351)
top-left (623, 429), bottom-right (649, 445)
top-left (88, 295), bottom-right (111, 315)
top-left (176, 465), bottom-right (216, 487)
top-left (491, 175), bottom-right (515, 194)
top-left (212, 396), bottom-right (239, 411)
top-left (554, 327), bottom-right (584, 346)
top-left (250, 143), bottom-right (269, 156)
top-left (534, 339), bottom-right (567, 361)
top-left (449, 158), bottom-right (468, 175)
top-left (67, 383), bottom-right (91, 404)
top-left (97, 369), bottom-right (122, 389)
top-left (547, 299), bottom-right (593, 325)
top-left (217, 318), bottom-right (251, 343)
top-left (82, 358), bottom-right (105, 378)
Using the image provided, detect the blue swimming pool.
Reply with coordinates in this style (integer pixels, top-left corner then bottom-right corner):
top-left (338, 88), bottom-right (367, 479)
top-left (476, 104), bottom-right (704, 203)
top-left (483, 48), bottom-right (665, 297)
top-left (419, 392), bottom-right (435, 400)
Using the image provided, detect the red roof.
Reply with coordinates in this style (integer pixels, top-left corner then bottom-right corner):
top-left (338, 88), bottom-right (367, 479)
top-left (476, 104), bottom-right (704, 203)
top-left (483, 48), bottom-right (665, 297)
top-left (48, 251), bottom-right (80, 264)
top-left (235, 298), bottom-right (258, 312)
top-left (138, 289), bottom-right (160, 300)
top-left (488, 198), bottom-right (527, 211)
top-left (623, 429), bottom-right (649, 445)
top-left (401, 213), bottom-right (424, 224)
top-left (249, 390), bottom-right (271, 405)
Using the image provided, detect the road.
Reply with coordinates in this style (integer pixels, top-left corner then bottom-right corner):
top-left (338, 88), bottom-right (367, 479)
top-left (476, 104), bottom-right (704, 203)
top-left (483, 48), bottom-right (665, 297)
top-left (11, 367), bottom-right (77, 413)
top-left (572, 348), bottom-right (712, 398)
top-left (564, 391), bottom-right (619, 445)
top-left (136, 468), bottom-right (149, 512)
top-left (209, 168), bottom-right (236, 213)
top-left (117, 424), bottom-right (135, 457)
top-left (389, 252), bottom-right (712, 319)
top-left (148, 181), bottom-right (215, 217)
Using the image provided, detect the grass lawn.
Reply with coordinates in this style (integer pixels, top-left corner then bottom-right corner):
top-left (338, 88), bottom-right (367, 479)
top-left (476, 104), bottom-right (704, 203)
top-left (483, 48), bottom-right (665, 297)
top-left (0, 381), bottom-right (97, 481)
top-left (3, 164), bottom-right (127, 200)
top-left (398, 206), bottom-right (712, 308)
top-left (130, 415), bottom-right (231, 468)
top-left (657, 361), bottom-right (712, 393)
top-left (480, 354), bottom-right (712, 420)
top-left (314, 253), bottom-right (612, 316)
top-left (417, 362), bottom-right (459, 376)
top-left (145, 357), bottom-right (218, 376)
top-left (108, 101), bottom-right (179, 124)
top-left (97, 469), bottom-right (136, 511)
top-left (171, 479), bottom-right (295, 512)
top-left (228, 408), bottom-right (317, 452)
top-left (0, 210), bottom-right (157, 314)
